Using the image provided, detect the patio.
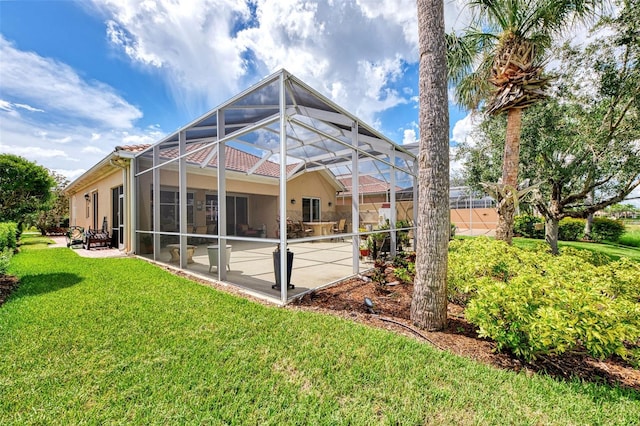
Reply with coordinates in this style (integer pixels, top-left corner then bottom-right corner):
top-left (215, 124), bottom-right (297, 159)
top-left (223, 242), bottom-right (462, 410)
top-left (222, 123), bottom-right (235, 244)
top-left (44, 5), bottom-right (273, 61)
top-left (140, 237), bottom-right (375, 303)
top-left (133, 69), bottom-right (417, 304)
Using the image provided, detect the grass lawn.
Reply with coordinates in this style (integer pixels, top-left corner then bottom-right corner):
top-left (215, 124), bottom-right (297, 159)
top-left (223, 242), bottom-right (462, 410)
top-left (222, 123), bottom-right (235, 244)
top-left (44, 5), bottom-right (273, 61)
top-left (511, 237), bottom-right (640, 262)
top-left (1, 236), bottom-right (638, 425)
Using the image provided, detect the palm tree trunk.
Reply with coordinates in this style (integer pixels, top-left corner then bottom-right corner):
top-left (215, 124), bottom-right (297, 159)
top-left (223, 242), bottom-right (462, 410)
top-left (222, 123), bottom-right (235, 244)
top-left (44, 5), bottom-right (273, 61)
top-left (411, 0), bottom-right (449, 331)
top-left (495, 107), bottom-right (523, 244)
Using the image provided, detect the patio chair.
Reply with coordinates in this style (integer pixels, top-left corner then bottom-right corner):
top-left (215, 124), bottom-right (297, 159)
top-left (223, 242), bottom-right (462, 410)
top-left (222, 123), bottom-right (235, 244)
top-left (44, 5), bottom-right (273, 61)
top-left (299, 221), bottom-right (313, 238)
top-left (332, 218), bottom-right (346, 241)
top-left (66, 226), bottom-right (84, 248)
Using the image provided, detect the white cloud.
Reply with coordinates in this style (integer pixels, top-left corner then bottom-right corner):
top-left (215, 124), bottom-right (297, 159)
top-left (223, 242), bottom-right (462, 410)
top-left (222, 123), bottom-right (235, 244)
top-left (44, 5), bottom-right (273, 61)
top-left (82, 146), bottom-right (106, 155)
top-left (0, 36), bottom-right (142, 128)
top-left (451, 113), bottom-right (481, 146)
top-left (90, 0), bottom-right (469, 124)
top-left (402, 128), bottom-right (417, 145)
top-left (0, 37), bottom-right (162, 181)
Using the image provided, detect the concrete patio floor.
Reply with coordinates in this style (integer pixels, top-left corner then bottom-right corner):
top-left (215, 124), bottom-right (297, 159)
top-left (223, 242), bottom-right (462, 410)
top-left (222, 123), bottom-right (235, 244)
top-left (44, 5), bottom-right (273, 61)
top-left (141, 239), bottom-right (375, 303)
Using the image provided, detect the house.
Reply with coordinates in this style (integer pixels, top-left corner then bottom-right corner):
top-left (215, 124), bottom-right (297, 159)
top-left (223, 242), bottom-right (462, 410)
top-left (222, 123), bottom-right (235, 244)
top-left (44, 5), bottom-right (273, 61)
top-left (65, 69), bottom-right (417, 304)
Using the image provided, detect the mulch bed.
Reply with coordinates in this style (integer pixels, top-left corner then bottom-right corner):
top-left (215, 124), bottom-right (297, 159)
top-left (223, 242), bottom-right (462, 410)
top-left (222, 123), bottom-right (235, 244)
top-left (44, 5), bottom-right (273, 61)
top-left (292, 267), bottom-right (640, 391)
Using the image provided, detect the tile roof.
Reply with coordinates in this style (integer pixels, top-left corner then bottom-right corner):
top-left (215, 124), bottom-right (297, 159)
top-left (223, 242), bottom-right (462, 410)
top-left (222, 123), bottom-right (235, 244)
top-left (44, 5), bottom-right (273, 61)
top-left (337, 175), bottom-right (399, 195)
top-left (115, 144), bottom-right (152, 153)
top-left (146, 142), bottom-right (299, 178)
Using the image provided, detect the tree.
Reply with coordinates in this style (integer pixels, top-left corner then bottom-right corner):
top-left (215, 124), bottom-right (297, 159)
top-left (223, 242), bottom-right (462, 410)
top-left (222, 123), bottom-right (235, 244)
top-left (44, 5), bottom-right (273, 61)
top-left (446, 0), bottom-right (603, 244)
top-left (410, 0), bottom-right (449, 331)
top-left (0, 154), bottom-right (55, 226)
top-left (26, 170), bottom-right (69, 235)
top-left (457, 2), bottom-right (640, 254)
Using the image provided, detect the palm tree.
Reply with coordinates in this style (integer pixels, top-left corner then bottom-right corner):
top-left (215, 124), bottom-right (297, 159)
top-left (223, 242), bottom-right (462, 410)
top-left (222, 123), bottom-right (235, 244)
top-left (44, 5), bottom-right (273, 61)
top-left (411, 0), bottom-right (449, 331)
top-left (447, 0), bottom-right (603, 243)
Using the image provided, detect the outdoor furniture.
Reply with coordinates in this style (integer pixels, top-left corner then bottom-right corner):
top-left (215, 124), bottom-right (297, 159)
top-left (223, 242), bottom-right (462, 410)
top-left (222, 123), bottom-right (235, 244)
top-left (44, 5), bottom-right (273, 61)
top-left (237, 223), bottom-right (259, 237)
top-left (332, 219), bottom-right (347, 241)
top-left (84, 228), bottom-right (111, 250)
top-left (166, 243), bottom-right (196, 263)
top-left (207, 244), bottom-right (232, 272)
top-left (303, 221), bottom-right (336, 237)
top-left (66, 226), bottom-right (84, 248)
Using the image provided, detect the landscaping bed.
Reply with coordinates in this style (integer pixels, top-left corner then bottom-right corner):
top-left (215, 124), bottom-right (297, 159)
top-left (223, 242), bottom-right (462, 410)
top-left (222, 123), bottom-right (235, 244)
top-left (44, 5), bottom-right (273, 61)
top-left (293, 266), bottom-right (640, 391)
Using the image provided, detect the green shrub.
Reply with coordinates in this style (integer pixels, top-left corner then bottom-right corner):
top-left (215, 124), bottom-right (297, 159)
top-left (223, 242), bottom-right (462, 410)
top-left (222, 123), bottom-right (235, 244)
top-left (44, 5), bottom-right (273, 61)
top-left (513, 214), bottom-right (544, 239)
top-left (0, 222), bottom-right (18, 251)
top-left (591, 217), bottom-right (625, 243)
top-left (0, 248), bottom-right (13, 275)
top-left (558, 218), bottom-right (585, 241)
top-left (449, 238), bottom-right (640, 361)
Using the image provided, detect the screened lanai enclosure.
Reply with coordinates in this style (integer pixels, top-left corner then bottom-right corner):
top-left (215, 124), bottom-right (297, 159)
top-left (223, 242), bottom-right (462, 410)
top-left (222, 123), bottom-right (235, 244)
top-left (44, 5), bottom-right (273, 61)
top-left (134, 70), bottom-right (417, 304)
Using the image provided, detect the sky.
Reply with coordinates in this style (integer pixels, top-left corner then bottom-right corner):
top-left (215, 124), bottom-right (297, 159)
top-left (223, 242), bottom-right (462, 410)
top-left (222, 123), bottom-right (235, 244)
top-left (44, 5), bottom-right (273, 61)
top-left (0, 0), bottom-right (637, 206)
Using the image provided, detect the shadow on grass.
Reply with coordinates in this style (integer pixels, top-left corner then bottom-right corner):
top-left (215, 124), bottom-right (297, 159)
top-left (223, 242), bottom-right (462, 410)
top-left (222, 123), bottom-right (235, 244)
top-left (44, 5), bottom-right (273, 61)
top-left (11, 272), bottom-right (82, 300)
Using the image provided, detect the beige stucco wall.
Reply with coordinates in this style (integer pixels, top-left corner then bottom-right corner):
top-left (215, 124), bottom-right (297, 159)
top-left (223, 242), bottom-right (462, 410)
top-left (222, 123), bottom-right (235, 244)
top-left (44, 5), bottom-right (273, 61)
top-left (285, 171), bottom-right (338, 221)
top-left (68, 168), bottom-right (123, 233)
top-left (136, 167), bottom-right (340, 238)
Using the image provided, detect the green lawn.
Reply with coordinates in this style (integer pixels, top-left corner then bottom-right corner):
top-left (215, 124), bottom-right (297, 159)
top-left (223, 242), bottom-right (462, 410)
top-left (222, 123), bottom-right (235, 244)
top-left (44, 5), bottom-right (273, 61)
top-left (1, 236), bottom-right (638, 425)
top-left (511, 237), bottom-right (640, 261)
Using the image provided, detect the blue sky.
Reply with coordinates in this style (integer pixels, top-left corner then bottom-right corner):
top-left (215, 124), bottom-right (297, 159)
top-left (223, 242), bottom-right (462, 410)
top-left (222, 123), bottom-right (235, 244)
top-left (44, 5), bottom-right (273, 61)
top-left (0, 0), bottom-right (472, 182)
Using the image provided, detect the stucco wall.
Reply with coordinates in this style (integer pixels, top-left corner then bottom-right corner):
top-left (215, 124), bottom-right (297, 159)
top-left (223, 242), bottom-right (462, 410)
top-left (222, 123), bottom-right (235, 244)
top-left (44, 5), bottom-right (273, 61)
top-left (69, 169), bottom-right (123, 233)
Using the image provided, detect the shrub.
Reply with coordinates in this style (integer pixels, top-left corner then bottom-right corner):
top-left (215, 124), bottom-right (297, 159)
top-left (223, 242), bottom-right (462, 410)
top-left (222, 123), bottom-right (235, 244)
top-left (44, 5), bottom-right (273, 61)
top-left (558, 218), bottom-right (585, 241)
top-left (591, 217), bottom-right (625, 243)
top-left (449, 238), bottom-right (640, 361)
top-left (0, 248), bottom-right (13, 275)
top-left (0, 222), bottom-right (18, 251)
top-left (513, 214), bottom-right (544, 239)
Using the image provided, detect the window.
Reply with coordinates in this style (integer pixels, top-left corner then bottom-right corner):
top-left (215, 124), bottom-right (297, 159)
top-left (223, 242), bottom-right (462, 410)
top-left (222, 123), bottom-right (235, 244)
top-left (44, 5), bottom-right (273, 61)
top-left (158, 189), bottom-right (194, 232)
top-left (302, 197), bottom-right (320, 222)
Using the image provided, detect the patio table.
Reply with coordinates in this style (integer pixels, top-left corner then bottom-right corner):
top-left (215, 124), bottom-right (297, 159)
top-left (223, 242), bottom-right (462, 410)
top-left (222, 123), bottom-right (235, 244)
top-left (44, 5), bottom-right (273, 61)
top-left (303, 221), bottom-right (336, 237)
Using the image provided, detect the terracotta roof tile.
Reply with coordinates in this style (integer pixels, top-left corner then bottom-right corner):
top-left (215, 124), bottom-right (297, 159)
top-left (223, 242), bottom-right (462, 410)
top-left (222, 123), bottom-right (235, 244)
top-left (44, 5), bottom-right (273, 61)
top-left (156, 142), bottom-right (299, 178)
top-left (115, 144), bottom-right (152, 153)
top-left (337, 175), bottom-right (399, 195)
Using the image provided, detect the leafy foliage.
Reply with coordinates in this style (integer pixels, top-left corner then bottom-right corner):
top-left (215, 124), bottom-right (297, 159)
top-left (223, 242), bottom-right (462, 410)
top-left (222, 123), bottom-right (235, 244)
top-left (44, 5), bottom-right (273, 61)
top-left (449, 238), bottom-right (640, 361)
top-left (25, 170), bottom-right (69, 235)
top-left (513, 214), bottom-right (544, 238)
top-left (0, 249), bottom-right (12, 276)
top-left (591, 217), bottom-right (626, 243)
top-left (0, 155), bottom-right (55, 224)
top-left (0, 222), bottom-right (18, 252)
top-left (558, 218), bottom-right (585, 241)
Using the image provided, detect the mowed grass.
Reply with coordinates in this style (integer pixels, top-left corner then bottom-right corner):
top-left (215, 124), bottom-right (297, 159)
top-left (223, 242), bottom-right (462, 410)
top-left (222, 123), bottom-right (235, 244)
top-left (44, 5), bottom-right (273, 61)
top-left (512, 237), bottom-right (640, 262)
top-left (1, 238), bottom-right (638, 424)
top-left (619, 227), bottom-right (640, 248)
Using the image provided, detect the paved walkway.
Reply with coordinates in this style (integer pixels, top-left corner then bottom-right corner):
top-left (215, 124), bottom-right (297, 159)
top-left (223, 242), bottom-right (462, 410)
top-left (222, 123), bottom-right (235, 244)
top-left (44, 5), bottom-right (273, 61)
top-left (48, 236), bottom-right (129, 258)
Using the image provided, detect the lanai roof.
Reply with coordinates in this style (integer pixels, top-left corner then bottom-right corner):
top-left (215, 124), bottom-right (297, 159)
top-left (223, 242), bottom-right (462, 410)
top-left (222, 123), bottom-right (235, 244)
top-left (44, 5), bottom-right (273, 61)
top-left (135, 69), bottom-right (416, 189)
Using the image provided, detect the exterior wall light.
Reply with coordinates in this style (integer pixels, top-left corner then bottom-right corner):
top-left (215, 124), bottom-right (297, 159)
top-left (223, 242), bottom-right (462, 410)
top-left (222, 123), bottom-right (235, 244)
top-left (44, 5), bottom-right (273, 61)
top-left (290, 198), bottom-right (296, 205)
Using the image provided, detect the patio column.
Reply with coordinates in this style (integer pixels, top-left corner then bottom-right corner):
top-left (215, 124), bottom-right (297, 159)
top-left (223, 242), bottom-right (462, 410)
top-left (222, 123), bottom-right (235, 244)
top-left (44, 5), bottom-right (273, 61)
top-left (390, 148), bottom-right (397, 257)
top-left (179, 130), bottom-right (188, 268)
top-left (351, 122), bottom-right (360, 275)
top-left (152, 146), bottom-right (161, 259)
top-left (278, 72), bottom-right (288, 304)
top-left (217, 109), bottom-right (228, 281)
